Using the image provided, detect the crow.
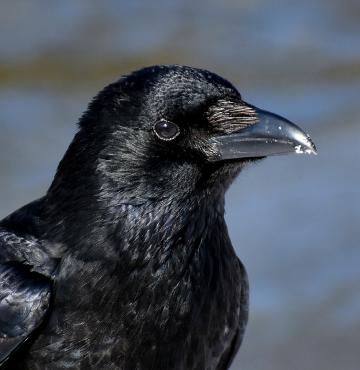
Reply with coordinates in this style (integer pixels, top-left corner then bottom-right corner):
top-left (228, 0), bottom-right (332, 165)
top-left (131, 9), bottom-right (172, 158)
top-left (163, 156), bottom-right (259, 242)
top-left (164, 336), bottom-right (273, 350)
top-left (0, 65), bottom-right (316, 370)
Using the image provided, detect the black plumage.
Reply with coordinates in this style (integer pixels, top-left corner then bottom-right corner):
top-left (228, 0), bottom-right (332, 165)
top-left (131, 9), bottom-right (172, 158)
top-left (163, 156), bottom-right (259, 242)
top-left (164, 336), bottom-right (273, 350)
top-left (0, 65), bottom-right (315, 370)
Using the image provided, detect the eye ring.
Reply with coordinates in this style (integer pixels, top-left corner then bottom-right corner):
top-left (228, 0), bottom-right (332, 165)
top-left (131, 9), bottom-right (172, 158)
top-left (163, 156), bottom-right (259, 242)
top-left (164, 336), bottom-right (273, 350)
top-left (153, 119), bottom-right (180, 141)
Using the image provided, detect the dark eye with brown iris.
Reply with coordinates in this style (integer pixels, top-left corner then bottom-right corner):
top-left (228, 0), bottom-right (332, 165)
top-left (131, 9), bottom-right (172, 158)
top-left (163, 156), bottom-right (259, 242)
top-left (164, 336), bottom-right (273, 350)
top-left (153, 120), bottom-right (180, 141)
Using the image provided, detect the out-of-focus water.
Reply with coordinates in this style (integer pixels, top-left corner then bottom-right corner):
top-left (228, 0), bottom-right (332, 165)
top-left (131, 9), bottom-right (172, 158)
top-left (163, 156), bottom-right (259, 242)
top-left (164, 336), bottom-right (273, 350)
top-left (0, 1), bottom-right (359, 369)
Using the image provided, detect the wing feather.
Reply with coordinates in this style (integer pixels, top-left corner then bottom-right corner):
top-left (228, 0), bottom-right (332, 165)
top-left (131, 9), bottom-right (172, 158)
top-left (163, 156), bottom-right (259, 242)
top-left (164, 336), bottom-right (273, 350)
top-left (0, 262), bottom-right (52, 366)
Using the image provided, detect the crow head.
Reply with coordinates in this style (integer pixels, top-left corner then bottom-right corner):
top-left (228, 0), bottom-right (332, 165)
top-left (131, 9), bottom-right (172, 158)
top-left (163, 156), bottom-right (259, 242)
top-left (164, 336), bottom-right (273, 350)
top-left (50, 65), bottom-right (316, 208)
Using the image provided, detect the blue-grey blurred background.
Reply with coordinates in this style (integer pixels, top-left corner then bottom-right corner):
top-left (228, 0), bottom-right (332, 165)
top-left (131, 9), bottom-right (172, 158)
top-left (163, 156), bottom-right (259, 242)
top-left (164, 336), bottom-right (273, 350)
top-left (0, 1), bottom-right (359, 369)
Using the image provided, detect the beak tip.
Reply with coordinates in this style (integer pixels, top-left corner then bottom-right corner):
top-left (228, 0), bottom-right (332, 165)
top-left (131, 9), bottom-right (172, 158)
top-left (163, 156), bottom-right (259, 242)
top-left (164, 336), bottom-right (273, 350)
top-left (294, 138), bottom-right (317, 156)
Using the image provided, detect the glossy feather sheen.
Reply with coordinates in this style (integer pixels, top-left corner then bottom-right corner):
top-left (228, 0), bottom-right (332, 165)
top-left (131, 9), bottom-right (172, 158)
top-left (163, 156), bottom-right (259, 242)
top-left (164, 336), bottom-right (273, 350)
top-left (0, 65), bottom-right (250, 370)
top-left (0, 261), bottom-right (51, 367)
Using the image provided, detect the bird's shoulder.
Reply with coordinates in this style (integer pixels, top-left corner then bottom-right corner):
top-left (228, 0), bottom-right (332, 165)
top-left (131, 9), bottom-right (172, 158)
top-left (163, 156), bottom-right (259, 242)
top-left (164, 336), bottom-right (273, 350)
top-left (0, 198), bottom-right (59, 275)
top-left (0, 199), bottom-right (56, 367)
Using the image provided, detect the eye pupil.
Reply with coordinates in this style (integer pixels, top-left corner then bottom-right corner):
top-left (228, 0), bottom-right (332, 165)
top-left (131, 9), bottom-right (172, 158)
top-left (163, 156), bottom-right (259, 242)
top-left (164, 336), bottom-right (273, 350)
top-left (153, 120), bottom-right (180, 141)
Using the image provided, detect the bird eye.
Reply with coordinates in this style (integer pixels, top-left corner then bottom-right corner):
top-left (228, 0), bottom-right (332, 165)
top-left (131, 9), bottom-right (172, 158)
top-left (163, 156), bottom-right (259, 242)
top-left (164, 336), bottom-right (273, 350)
top-left (153, 120), bottom-right (180, 141)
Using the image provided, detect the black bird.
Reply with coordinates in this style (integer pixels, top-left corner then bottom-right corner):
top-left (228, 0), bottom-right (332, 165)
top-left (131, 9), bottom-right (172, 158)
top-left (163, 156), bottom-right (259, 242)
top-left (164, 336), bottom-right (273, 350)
top-left (0, 65), bottom-right (316, 370)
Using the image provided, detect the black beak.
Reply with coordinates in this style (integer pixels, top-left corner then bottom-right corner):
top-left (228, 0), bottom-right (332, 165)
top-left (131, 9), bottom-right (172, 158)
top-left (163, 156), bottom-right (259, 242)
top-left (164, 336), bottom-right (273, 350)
top-left (209, 105), bottom-right (317, 161)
